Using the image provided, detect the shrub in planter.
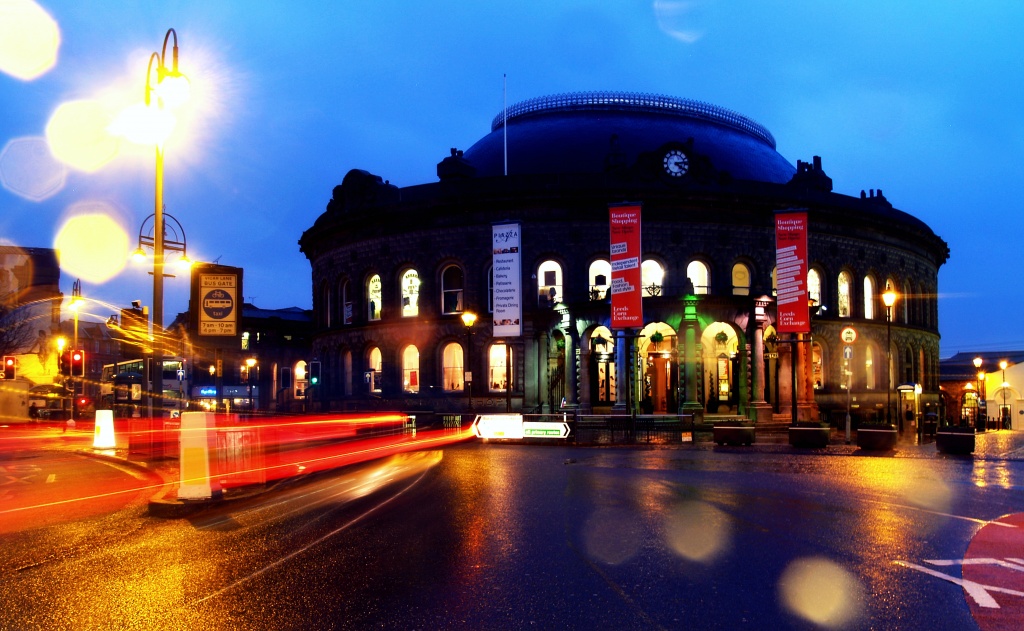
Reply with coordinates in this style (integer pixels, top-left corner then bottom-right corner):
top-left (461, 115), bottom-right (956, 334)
top-left (936, 425), bottom-right (975, 455)
top-left (713, 420), bottom-right (755, 446)
top-left (856, 423), bottom-right (898, 451)
top-left (788, 422), bottom-right (830, 448)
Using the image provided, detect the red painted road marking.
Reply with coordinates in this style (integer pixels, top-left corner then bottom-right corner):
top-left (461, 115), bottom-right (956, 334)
top-left (964, 513), bottom-right (1024, 630)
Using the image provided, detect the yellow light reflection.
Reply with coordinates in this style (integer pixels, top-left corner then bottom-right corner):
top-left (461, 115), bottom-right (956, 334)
top-left (664, 500), bottom-right (731, 562)
top-left (54, 208), bottom-right (129, 283)
top-left (779, 556), bottom-right (864, 628)
top-left (0, 136), bottom-right (67, 201)
top-left (46, 100), bottom-right (120, 172)
top-left (0, 0), bottom-right (60, 81)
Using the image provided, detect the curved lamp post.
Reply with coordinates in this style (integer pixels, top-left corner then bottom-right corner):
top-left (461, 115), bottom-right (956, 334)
top-left (129, 29), bottom-right (190, 420)
top-left (882, 287), bottom-right (897, 428)
top-left (1000, 359), bottom-right (1009, 429)
top-left (973, 356), bottom-right (984, 427)
top-left (461, 311), bottom-right (477, 411)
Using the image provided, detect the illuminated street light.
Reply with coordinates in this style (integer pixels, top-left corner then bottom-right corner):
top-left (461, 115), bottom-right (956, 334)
top-left (246, 357), bottom-right (257, 412)
top-left (882, 287), bottom-right (896, 429)
top-left (999, 359), bottom-right (1009, 430)
top-left (132, 29), bottom-right (190, 420)
top-left (461, 311), bottom-right (477, 411)
top-left (973, 356), bottom-right (984, 428)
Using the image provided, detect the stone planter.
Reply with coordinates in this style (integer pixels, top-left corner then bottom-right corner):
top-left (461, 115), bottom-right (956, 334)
top-left (713, 424), bottom-right (755, 446)
top-left (856, 425), bottom-right (898, 451)
top-left (788, 423), bottom-right (830, 449)
top-left (936, 426), bottom-right (976, 455)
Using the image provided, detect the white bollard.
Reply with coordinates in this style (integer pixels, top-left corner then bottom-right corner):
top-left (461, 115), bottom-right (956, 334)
top-left (178, 411), bottom-right (220, 500)
top-left (93, 409), bottom-right (116, 449)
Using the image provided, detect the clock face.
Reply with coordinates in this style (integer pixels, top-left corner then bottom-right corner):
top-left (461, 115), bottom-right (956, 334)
top-left (663, 149), bottom-right (689, 176)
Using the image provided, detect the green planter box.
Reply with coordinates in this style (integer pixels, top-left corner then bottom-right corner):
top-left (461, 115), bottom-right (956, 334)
top-left (856, 425), bottom-right (898, 451)
top-left (713, 424), bottom-right (755, 446)
top-left (788, 424), bottom-right (830, 449)
top-left (936, 427), bottom-right (976, 454)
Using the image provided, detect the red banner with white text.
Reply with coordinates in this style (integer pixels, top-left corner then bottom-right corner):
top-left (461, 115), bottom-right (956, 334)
top-left (775, 211), bottom-right (810, 333)
top-left (610, 204), bottom-right (643, 329)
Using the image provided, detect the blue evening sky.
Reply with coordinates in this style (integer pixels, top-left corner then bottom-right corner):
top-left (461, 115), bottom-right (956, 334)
top-left (1, 1), bottom-right (1021, 357)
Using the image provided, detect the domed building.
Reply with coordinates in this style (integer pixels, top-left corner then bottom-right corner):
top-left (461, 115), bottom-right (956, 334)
top-left (299, 91), bottom-right (949, 427)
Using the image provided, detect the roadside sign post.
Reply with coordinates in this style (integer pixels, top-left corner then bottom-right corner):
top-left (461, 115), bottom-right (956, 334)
top-left (841, 327), bottom-right (857, 444)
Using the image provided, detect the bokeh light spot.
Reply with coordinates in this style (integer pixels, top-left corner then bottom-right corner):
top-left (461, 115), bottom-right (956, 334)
top-left (0, 0), bottom-right (60, 81)
top-left (902, 476), bottom-right (952, 513)
top-left (779, 556), bottom-right (864, 628)
top-left (664, 501), bottom-right (731, 562)
top-left (46, 100), bottom-right (121, 172)
top-left (0, 136), bottom-right (67, 201)
top-left (54, 208), bottom-right (129, 283)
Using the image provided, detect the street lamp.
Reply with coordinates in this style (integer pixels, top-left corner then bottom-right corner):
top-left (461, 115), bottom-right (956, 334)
top-left (246, 357), bottom-right (257, 413)
top-left (461, 311), bottom-right (477, 411)
top-left (69, 279), bottom-right (83, 423)
top-left (973, 356), bottom-right (984, 428)
top-left (882, 287), bottom-right (897, 428)
top-left (1000, 359), bottom-right (1009, 430)
top-left (131, 29), bottom-right (190, 420)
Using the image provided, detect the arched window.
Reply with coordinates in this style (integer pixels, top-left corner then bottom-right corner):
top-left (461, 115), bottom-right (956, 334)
top-left (864, 346), bottom-right (875, 390)
top-left (863, 276), bottom-right (875, 320)
top-left (368, 347), bottom-right (382, 392)
top-left (402, 345), bottom-right (419, 393)
top-left (771, 266), bottom-right (777, 297)
top-left (538, 260), bottom-right (562, 307)
top-left (367, 274), bottom-right (382, 321)
top-left (642, 259), bottom-right (665, 296)
top-left (902, 280), bottom-right (911, 324)
top-left (591, 326), bottom-right (616, 404)
top-left (837, 271), bottom-right (852, 318)
top-left (807, 268), bottom-right (822, 307)
top-left (589, 259), bottom-right (611, 300)
top-left (489, 343), bottom-right (512, 392)
top-left (442, 342), bottom-right (464, 391)
top-left (401, 269), bottom-right (420, 317)
top-left (687, 260), bottom-right (709, 295)
top-left (441, 265), bottom-right (464, 314)
top-left (812, 342), bottom-right (823, 389)
top-left (732, 262), bottom-right (750, 296)
top-left (321, 280), bottom-right (332, 328)
top-left (342, 280), bottom-right (353, 325)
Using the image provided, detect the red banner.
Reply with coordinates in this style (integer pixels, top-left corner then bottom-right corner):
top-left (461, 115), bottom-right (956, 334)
top-left (775, 211), bottom-right (810, 333)
top-left (610, 204), bottom-right (643, 329)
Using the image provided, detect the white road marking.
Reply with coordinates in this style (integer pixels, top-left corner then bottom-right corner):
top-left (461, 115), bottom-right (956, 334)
top-left (895, 560), bottom-right (1024, 609)
top-left (46, 474), bottom-right (56, 483)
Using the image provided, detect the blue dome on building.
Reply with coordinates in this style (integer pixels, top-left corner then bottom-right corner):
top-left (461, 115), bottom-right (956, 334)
top-left (462, 91), bottom-right (796, 183)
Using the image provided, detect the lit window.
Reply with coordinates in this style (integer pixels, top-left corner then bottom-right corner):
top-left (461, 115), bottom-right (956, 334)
top-left (642, 259), bottom-right (664, 296)
top-left (687, 260), bottom-right (709, 295)
top-left (732, 263), bottom-right (750, 296)
top-left (441, 265), bottom-right (464, 314)
top-left (402, 345), bottom-right (419, 393)
top-left (837, 271), bottom-right (851, 318)
top-left (368, 347), bottom-right (382, 392)
top-left (538, 261), bottom-right (562, 307)
top-left (807, 268), bottom-right (821, 307)
top-left (401, 269), bottom-right (420, 317)
top-left (442, 342), bottom-right (464, 391)
top-left (367, 274), bottom-right (382, 321)
top-left (488, 344), bottom-right (512, 392)
top-left (589, 260), bottom-right (611, 300)
top-left (863, 276), bottom-right (875, 320)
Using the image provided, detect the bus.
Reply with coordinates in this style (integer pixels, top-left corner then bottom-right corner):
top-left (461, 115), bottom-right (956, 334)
top-left (100, 357), bottom-right (187, 413)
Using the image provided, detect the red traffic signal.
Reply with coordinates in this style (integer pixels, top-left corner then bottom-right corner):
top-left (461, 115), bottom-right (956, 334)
top-left (70, 350), bottom-right (85, 376)
top-left (2, 356), bottom-right (14, 380)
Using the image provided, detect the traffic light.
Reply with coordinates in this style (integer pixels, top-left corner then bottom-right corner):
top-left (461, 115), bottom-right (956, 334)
top-left (59, 350), bottom-right (70, 375)
top-left (309, 360), bottom-right (321, 386)
top-left (2, 356), bottom-right (14, 380)
top-left (70, 349), bottom-right (85, 377)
